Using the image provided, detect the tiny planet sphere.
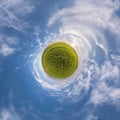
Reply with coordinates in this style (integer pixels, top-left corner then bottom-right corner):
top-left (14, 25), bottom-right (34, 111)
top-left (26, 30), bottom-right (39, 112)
top-left (42, 42), bottom-right (78, 79)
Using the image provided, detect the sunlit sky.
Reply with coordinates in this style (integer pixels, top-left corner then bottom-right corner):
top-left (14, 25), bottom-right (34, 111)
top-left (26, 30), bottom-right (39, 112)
top-left (0, 0), bottom-right (120, 120)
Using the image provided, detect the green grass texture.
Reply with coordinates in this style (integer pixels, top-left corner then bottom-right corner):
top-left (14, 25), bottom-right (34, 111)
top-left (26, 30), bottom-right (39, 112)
top-left (42, 42), bottom-right (78, 79)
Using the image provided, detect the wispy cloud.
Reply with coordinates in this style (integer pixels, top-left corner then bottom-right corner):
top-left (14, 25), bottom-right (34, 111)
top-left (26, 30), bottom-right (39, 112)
top-left (48, 0), bottom-right (120, 35)
top-left (0, 44), bottom-right (16, 56)
top-left (46, 0), bottom-right (120, 107)
top-left (0, 35), bottom-right (19, 56)
top-left (0, 0), bottom-right (34, 31)
top-left (0, 108), bottom-right (21, 120)
top-left (85, 114), bottom-right (98, 120)
top-left (89, 60), bottom-right (120, 106)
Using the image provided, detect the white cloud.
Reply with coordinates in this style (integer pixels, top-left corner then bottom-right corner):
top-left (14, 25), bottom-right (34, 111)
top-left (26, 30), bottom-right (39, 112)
top-left (48, 0), bottom-right (120, 35)
top-left (111, 54), bottom-right (120, 65)
top-left (85, 114), bottom-right (98, 120)
top-left (47, 0), bottom-right (120, 106)
top-left (0, 0), bottom-right (34, 15)
top-left (0, 44), bottom-right (15, 56)
top-left (0, 35), bottom-right (19, 56)
top-left (0, 108), bottom-right (21, 120)
top-left (0, 0), bottom-right (34, 31)
top-left (89, 61), bottom-right (120, 106)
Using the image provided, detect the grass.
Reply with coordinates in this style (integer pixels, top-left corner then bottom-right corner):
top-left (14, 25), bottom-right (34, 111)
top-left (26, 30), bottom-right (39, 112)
top-left (42, 42), bottom-right (78, 79)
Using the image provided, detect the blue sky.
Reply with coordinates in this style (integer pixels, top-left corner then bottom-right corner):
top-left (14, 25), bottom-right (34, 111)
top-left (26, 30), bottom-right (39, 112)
top-left (0, 0), bottom-right (120, 120)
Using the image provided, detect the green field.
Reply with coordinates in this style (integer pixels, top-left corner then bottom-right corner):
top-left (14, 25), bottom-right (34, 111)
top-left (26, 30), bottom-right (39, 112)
top-left (42, 42), bottom-right (78, 79)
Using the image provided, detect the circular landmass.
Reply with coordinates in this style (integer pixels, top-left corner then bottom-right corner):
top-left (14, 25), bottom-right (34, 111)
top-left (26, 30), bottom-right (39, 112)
top-left (42, 42), bottom-right (78, 79)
